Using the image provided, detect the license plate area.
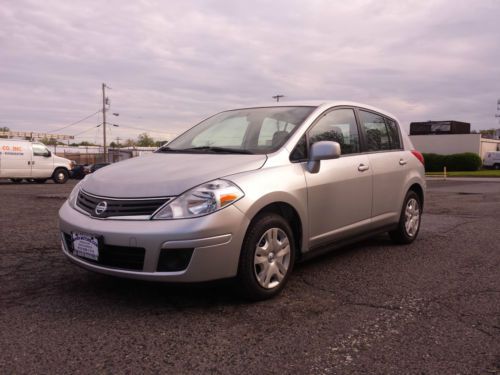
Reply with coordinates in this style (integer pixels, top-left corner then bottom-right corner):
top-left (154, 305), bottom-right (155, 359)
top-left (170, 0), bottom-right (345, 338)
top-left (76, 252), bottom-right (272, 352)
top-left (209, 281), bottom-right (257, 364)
top-left (71, 232), bottom-right (102, 261)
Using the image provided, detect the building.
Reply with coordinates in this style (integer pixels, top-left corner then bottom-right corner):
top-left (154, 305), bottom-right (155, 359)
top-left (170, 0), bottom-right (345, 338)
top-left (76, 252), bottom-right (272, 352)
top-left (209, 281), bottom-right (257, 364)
top-left (408, 121), bottom-right (500, 159)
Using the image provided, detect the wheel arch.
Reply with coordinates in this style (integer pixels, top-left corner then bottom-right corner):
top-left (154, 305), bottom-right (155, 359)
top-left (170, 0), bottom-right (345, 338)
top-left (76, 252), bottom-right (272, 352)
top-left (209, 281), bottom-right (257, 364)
top-left (408, 182), bottom-right (424, 210)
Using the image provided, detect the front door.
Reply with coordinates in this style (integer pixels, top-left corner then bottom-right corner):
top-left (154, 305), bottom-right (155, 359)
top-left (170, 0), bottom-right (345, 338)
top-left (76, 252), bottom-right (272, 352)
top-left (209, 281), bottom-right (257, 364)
top-left (304, 108), bottom-right (373, 248)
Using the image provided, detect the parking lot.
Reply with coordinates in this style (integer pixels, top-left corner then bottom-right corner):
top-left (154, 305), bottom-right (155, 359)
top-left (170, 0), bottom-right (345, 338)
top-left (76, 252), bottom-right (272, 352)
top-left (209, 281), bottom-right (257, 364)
top-left (0, 179), bottom-right (499, 374)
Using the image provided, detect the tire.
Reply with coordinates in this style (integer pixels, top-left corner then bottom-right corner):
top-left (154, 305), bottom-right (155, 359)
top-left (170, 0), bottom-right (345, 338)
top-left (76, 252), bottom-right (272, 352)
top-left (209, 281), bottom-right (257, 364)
top-left (9, 178), bottom-right (23, 183)
top-left (389, 190), bottom-right (422, 244)
top-left (237, 213), bottom-right (296, 301)
top-left (494, 164), bottom-right (500, 170)
top-left (35, 179), bottom-right (47, 184)
top-left (52, 168), bottom-right (69, 184)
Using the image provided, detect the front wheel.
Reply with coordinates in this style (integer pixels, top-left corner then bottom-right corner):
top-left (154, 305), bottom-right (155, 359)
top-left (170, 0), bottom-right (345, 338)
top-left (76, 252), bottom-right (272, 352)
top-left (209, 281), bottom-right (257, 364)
top-left (494, 164), bottom-right (500, 170)
top-left (237, 213), bottom-right (295, 301)
top-left (389, 190), bottom-right (422, 244)
top-left (52, 168), bottom-right (69, 184)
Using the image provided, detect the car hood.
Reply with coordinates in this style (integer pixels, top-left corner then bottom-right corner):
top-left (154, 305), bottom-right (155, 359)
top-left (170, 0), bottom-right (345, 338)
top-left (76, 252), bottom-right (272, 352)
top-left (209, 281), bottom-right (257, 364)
top-left (80, 153), bottom-right (267, 198)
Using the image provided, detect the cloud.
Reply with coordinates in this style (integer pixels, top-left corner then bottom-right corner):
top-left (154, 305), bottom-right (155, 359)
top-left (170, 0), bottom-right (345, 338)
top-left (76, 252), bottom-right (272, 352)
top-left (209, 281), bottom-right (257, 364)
top-left (1, 0), bottom-right (499, 142)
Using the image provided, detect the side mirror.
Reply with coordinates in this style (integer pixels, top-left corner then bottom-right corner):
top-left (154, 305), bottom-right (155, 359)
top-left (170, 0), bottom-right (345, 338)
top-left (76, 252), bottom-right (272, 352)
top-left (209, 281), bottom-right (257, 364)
top-left (306, 141), bottom-right (341, 173)
top-left (45, 151), bottom-right (52, 157)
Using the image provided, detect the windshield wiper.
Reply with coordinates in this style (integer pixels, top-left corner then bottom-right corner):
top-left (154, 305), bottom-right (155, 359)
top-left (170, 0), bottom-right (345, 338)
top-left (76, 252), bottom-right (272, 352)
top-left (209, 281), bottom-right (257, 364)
top-left (156, 147), bottom-right (187, 153)
top-left (176, 146), bottom-right (254, 154)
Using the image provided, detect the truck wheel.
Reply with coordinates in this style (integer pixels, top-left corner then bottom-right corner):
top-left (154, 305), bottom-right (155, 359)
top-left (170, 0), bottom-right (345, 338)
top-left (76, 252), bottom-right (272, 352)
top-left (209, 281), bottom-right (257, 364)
top-left (52, 168), bottom-right (69, 184)
top-left (9, 178), bottom-right (23, 184)
top-left (237, 213), bottom-right (295, 301)
top-left (494, 164), bottom-right (500, 170)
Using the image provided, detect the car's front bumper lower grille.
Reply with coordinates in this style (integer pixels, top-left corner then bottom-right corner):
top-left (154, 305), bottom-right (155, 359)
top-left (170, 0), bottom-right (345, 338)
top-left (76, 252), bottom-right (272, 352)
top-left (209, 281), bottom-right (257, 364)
top-left (63, 232), bottom-right (145, 271)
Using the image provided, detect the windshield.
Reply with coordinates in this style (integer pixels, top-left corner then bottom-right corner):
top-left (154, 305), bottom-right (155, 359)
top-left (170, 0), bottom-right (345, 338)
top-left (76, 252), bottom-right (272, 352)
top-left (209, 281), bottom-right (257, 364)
top-left (158, 106), bottom-right (315, 154)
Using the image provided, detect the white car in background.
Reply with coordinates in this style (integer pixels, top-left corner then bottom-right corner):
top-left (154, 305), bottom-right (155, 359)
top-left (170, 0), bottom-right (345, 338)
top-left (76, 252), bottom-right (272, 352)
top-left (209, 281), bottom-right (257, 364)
top-left (483, 151), bottom-right (500, 169)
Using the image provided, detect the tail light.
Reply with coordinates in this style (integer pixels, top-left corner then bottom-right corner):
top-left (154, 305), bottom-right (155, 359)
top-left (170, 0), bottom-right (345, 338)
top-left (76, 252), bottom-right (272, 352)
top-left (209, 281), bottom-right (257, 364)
top-left (411, 150), bottom-right (425, 166)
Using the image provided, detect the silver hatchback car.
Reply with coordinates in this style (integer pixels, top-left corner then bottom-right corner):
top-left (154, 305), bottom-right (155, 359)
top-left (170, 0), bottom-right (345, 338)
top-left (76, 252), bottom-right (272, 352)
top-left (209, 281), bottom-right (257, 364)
top-left (59, 101), bottom-right (425, 300)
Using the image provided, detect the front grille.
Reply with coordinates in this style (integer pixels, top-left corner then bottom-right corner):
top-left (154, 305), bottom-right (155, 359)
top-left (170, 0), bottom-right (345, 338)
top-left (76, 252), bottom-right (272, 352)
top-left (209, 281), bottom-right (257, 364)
top-left (63, 232), bottom-right (145, 271)
top-left (77, 190), bottom-right (170, 218)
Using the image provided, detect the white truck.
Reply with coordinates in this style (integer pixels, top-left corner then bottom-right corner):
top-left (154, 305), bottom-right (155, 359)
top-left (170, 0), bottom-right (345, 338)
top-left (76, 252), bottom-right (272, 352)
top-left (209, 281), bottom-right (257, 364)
top-left (0, 139), bottom-right (73, 183)
top-left (483, 151), bottom-right (500, 170)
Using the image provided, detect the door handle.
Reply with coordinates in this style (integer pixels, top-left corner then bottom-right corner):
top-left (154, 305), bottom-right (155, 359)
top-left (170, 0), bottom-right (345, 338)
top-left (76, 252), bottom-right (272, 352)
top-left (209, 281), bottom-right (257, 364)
top-left (399, 159), bottom-right (407, 165)
top-left (358, 163), bottom-right (369, 172)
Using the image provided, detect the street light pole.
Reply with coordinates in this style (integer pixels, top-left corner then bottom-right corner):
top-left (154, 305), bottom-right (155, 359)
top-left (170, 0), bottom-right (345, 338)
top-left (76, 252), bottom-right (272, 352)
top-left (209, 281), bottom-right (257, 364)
top-left (102, 83), bottom-right (107, 162)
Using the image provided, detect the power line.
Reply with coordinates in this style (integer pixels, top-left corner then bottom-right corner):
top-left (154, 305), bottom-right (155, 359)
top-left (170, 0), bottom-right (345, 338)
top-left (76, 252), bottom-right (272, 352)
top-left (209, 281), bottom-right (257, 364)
top-left (71, 123), bottom-right (103, 137)
top-left (108, 123), bottom-right (175, 137)
top-left (48, 110), bottom-right (101, 133)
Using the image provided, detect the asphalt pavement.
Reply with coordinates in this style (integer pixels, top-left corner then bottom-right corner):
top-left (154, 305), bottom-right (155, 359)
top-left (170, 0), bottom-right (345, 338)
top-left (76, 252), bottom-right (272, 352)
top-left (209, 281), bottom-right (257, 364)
top-left (0, 179), bottom-right (499, 374)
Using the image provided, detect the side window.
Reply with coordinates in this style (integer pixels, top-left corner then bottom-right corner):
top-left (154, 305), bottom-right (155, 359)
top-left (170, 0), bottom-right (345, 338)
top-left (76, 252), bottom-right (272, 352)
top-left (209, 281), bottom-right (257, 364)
top-left (33, 143), bottom-right (50, 156)
top-left (385, 118), bottom-right (402, 149)
top-left (358, 110), bottom-right (391, 151)
top-left (308, 109), bottom-right (360, 155)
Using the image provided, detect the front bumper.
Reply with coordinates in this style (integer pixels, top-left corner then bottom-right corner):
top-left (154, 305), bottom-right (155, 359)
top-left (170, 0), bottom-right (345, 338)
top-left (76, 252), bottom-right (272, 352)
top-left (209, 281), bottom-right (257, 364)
top-left (59, 201), bottom-right (250, 282)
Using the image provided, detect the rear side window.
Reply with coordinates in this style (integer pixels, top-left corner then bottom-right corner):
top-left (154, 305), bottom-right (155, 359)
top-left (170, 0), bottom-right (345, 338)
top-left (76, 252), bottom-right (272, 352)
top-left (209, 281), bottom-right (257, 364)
top-left (385, 118), bottom-right (402, 149)
top-left (358, 110), bottom-right (392, 151)
top-left (308, 108), bottom-right (360, 155)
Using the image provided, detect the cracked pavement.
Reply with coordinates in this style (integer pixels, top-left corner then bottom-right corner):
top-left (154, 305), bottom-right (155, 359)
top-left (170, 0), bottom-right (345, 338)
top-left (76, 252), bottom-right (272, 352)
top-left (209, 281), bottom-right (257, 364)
top-left (0, 179), bottom-right (499, 374)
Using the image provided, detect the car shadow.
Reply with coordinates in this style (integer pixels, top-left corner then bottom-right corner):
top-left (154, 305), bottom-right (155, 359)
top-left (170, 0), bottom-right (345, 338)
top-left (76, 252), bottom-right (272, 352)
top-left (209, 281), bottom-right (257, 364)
top-left (57, 233), bottom-right (394, 312)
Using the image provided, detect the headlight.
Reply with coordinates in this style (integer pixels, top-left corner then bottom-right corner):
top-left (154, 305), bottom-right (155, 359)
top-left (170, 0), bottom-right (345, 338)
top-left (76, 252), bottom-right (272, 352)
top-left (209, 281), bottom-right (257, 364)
top-left (68, 182), bottom-right (82, 209)
top-left (152, 179), bottom-right (244, 220)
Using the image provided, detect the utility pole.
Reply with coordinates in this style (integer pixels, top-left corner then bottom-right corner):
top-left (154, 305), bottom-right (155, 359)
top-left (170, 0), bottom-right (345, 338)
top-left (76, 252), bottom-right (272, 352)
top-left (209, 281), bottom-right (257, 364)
top-left (272, 94), bottom-right (284, 102)
top-left (102, 83), bottom-right (107, 162)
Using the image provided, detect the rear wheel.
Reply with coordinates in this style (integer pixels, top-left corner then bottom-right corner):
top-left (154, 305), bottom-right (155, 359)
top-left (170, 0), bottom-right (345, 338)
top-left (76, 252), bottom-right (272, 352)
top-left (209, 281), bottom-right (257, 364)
top-left (389, 190), bottom-right (421, 244)
top-left (9, 178), bottom-right (23, 183)
top-left (52, 168), bottom-right (69, 184)
top-left (494, 164), bottom-right (500, 170)
top-left (237, 213), bottom-right (295, 301)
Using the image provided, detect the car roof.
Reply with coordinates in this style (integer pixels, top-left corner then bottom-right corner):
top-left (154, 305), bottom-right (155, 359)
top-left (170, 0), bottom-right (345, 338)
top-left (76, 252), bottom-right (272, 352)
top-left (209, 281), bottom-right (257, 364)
top-left (231, 100), bottom-right (400, 122)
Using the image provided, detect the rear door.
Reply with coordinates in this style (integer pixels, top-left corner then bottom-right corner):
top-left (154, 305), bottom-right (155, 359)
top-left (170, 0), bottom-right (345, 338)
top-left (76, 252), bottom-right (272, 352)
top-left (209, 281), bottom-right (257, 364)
top-left (31, 143), bottom-right (54, 178)
top-left (303, 107), bottom-right (373, 248)
top-left (357, 109), bottom-right (407, 222)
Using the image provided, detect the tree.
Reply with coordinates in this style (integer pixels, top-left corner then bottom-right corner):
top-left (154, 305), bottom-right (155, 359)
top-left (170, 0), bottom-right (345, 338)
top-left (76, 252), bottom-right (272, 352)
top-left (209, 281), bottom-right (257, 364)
top-left (123, 138), bottom-right (137, 147)
top-left (136, 133), bottom-right (156, 147)
top-left (39, 136), bottom-right (63, 145)
top-left (155, 140), bottom-right (168, 147)
top-left (0, 126), bottom-right (10, 132)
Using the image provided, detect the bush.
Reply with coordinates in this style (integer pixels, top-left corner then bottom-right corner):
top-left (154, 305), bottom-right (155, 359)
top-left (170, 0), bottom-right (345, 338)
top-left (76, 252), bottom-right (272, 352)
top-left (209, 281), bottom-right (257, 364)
top-left (422, 152), bottom-right (482, 172)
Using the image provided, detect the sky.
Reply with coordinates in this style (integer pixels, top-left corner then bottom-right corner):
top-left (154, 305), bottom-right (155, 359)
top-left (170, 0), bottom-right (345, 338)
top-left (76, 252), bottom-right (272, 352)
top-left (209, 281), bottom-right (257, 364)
top-left (1, 0), bottom-right (500, 144)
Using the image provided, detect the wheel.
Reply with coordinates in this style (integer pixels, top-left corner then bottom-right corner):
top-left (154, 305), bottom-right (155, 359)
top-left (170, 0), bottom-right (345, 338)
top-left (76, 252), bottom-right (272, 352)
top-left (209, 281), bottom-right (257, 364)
top-left (52, 168), bottom-right (69, 184)
top-left (35, 179), bottom-right (47, 184)
top-left (389, 190), bottom-right (422, 244)
top-left (494, 164), bottom-right (500, 170)
top-left (9, 178), bottom-right (23, 183)
top-left (237, 213), bottom-right (295, 301)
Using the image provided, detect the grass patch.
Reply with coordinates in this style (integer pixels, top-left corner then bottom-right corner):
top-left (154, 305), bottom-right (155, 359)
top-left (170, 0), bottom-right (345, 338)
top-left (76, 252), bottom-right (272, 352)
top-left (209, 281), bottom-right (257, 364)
top-left (426, 170), bottom-right (500, 177)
